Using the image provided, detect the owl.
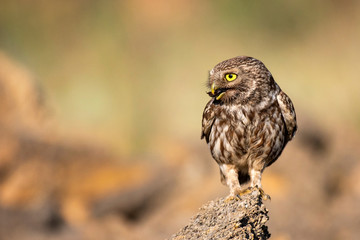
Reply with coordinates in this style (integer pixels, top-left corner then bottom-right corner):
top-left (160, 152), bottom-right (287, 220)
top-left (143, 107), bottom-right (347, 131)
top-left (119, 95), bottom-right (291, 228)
top-left (201, 56), bottom-right (297, 200)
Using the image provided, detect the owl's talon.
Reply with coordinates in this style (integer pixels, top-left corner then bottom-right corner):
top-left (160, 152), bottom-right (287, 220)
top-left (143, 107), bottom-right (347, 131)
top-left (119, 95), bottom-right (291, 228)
top-left (225, 194), bottom-right (240, 203)
top-left (253, 187), bottom-right (271, 201)
top-left (237, 187), bottom-right (252, 196)
top-left (225, 187), bottom-right (253, 202)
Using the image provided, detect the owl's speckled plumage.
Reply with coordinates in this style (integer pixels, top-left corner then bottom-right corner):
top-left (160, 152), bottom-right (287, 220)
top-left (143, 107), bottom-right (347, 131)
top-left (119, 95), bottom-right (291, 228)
top-left (201, 56), bottom-right (297, 198)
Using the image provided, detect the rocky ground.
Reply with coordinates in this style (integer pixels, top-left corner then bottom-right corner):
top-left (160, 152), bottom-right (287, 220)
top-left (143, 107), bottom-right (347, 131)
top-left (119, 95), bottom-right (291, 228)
top-left (170, 190), bottom-right (270, 240)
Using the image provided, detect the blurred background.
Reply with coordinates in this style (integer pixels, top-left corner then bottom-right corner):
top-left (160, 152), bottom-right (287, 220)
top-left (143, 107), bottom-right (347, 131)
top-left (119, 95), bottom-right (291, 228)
top-left (0, 0), bottom-right (360, 239)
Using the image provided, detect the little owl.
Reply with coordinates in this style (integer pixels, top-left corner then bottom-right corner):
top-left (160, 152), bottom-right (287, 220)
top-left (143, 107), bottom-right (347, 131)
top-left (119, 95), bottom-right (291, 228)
top-left (201, 56), bottom-right (297, 200)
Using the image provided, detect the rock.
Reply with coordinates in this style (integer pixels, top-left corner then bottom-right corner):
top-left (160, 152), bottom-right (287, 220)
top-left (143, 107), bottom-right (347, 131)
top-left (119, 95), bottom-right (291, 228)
top-left (169, 189), bottom-right (270, 240)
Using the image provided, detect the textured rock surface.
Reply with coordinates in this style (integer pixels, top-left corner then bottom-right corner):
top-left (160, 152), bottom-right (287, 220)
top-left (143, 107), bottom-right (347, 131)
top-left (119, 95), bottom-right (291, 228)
top-left (169, 189), bottom-right (270, 240)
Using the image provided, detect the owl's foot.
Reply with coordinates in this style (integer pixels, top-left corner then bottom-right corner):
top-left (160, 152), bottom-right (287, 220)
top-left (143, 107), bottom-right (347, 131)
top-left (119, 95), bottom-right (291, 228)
top-left (225, 194), bottom-right (240, 202)
top-left (237, 187), bottom-right (252, 196)
top-left (225, 187), bottom-right (253, 202)
top-left (253, 186), bottom-right (271, 201)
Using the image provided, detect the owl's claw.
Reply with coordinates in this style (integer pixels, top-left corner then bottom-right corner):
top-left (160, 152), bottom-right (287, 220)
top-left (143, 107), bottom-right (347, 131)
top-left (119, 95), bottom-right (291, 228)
top-left (225, 194), bottom-right (240, 203)
top-left (237, 187), bottom-right (252, 196)
top-left (225, 187), bottom-right (253, 202)
top-left (253, 186), bottom-right (271, 201)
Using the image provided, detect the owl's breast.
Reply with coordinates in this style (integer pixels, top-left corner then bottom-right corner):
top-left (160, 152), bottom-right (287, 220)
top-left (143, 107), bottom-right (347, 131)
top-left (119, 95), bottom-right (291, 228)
top-left (208, 102), bottom-right (286, 167)
top-left (208, 105), bottom-right (250, 165)
top-left (246, 103), bottom-right (287, 166)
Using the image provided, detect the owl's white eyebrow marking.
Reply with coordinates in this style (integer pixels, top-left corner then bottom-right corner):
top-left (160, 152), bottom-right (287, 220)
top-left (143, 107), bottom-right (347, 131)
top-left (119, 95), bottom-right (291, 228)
top-left (210, 69), bottom-right (214, 75)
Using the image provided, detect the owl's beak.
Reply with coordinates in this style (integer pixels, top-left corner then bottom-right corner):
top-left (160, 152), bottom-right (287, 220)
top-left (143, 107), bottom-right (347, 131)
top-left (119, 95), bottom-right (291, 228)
top-left (211, 82), bottom-right (217, 95)
top-left (210, 82), bottom-right (225, 100)
top-left (216, 92), bottom-right (225, 100)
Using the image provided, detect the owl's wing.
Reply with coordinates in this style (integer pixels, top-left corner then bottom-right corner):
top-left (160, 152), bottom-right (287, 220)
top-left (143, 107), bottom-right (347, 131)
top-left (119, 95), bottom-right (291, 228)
top-left (201, 99), bottom-right (216, 144)
top-left (277, 90), bottom-right (297, 140)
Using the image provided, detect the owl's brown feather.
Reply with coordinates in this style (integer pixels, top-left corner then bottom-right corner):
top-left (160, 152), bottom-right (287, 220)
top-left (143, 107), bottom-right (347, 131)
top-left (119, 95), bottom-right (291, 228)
top-left (201, 98), bottom-right (217, 144)
top-left (277, 90), bottom-right (297, 140)
top-left (201, 56), bottom-right (297, 198)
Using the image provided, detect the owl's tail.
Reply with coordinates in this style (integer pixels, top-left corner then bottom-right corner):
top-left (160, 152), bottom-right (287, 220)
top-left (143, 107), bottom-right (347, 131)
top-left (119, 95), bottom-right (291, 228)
top-left (238, 172), bottom-right (250, 185)
top-left (219, 169), bottom-right (250, 185)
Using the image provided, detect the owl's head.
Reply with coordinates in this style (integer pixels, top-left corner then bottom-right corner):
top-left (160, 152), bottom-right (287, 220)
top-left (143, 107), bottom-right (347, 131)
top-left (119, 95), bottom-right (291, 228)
top-left (207, 56), bottom-right (276, 104)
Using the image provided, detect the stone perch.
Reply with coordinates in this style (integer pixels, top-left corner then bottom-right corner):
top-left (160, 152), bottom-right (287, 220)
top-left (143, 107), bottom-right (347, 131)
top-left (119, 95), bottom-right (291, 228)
top-left (169, 189), bottom-right (270, 240)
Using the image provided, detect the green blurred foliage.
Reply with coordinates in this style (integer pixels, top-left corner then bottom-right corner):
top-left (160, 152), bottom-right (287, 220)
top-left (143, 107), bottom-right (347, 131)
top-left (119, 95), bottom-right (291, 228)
top-left (0, 0), bottom-right (359, 156)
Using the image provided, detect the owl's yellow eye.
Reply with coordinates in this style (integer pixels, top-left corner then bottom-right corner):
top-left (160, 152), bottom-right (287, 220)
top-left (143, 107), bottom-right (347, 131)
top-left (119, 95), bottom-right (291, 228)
top-left (225, 73), bottom-right (237, 81)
